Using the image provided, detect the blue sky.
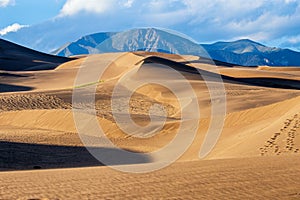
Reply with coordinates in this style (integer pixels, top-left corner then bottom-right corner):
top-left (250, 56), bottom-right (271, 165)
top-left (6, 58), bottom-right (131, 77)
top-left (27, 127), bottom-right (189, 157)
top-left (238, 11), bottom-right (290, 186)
top-left (1, 0), bottom-right (300, 52)
top-left (0, 0), bottom-right (65, 27)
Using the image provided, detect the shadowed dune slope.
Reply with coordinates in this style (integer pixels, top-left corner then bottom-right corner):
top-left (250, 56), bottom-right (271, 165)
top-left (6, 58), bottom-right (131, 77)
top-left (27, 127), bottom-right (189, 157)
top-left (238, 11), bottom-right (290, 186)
top-left (0, 39), bottom-right (73, 71)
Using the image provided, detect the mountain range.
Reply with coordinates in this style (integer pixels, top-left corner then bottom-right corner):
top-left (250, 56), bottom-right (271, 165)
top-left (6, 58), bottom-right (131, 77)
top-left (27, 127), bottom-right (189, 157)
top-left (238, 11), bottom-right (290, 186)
top-left (54, 28), bottom-right (300, 67)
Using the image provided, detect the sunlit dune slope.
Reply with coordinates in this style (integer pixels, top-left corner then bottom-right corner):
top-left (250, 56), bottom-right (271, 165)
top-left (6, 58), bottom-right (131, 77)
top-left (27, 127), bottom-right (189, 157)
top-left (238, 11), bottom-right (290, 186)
top-left (0, 52), bottom-right (300, 170)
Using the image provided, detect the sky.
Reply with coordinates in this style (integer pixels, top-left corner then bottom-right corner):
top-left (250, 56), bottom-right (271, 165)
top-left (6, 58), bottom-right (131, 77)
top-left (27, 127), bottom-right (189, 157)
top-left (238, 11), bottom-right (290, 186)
top-left (1, 0), bottom-right (300, 52)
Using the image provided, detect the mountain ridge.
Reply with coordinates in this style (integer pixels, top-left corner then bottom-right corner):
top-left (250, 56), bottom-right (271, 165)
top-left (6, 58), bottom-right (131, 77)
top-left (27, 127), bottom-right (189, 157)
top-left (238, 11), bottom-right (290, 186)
top-left (54, 28), bottom-right (207, 58)
top-left (54, 28), bottom-right (300, 66)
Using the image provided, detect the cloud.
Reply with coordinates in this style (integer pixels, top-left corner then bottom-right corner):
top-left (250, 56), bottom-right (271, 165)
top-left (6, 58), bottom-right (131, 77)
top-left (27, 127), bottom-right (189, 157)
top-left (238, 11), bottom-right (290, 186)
top-left (285, 0), bottom-right (297, 3)
top-left (123, 0), bottom-right (134, 8)
top-left (59, 0), bottom-right (139, 17)
top-left (0, 23), bottom-right (29, 36)
top-left (59, 0), bottom-right (136, 16)
top-left (59, 0), bottom-right (112, 16)
top-left (288, 35), bottom-right (300, 44)
top-left (0, 0), bottom-right (14, 7)
top-left (3, 0), bottom-right (300, 52)
top-left (168, 0), bottom-right (300, 43)
top-left (281, 35), bottom-right (300, 49)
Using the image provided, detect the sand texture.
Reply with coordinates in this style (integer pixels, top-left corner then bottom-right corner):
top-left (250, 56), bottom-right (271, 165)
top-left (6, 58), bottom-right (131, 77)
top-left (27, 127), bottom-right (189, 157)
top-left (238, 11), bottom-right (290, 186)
top-left (0, 51), bottom-right (300, 199)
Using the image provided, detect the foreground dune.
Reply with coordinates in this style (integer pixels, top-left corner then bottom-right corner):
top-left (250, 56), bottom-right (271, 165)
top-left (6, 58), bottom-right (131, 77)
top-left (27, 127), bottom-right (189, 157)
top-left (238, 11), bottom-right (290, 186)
top-left (0, 156), bottom-right (300, 199)
top-left (0, 94), bottom-right (299, 170)
top-left (0, 52), bottom-right (300, 198)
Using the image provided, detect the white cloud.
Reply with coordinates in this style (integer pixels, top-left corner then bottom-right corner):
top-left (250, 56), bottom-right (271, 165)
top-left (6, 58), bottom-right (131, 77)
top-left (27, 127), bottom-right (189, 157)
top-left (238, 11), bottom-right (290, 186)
top-left (59, 0), bottom-right (109, 16)
top-left (287, 35), bottom-right (300, 44)
top-left (285, 0), bottom-right (296, 3)
top-left (59, 0), bottom-right (118, 16)
top-left (123, 0), bottom-right (134, 8)
top-left (59, 0), bottom-right (139, 17)
top-left (0, 0), bottom-right (14, 7)
top-left (0, 23), bottom-right (28, 36)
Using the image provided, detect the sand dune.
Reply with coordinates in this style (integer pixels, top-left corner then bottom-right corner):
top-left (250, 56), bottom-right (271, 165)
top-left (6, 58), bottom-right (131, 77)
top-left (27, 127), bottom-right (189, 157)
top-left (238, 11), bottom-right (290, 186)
top-left (0, 39), bottom-right (72, 71)
top-left (258, 66), bottom-right (300, 71)
top-left (0, 51), bottom-right (300, 198)
top-left (1, 156), bottom-right (300, 199)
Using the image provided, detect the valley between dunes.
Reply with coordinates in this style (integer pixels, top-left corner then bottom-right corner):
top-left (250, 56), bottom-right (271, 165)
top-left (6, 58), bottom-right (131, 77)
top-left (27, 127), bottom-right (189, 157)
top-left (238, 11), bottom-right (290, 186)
top-left (1, 52), bottom-right (300, 199)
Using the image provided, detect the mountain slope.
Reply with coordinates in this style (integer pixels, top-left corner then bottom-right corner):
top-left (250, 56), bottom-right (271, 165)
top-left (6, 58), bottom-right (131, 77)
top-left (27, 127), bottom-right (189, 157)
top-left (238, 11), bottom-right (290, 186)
top-left (54, 28), bottom-right (207, 58)
top-left (203, 39), bottom-right (278, 54)
top-left (0, 39), bottom-right (72, 71)
top-left (203, 39), bottom-right (300, 66)
top-left (54, 29), bottom-right (300, 66)
top-left (52, 32), bottom-right (116, 57)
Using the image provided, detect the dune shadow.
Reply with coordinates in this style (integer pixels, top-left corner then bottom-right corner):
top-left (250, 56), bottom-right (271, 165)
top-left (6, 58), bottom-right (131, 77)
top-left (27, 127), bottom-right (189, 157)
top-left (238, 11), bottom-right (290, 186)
top-left (0, 83), bottom-right (33, 93)
top-left (143, 56), bottom-right (300, 90)
top-left (182, 58), bottom-right (240, 67)
top-left (0, 38), bottom-right (74, 71)
top-left (0, 141), bottom-right (151, 171)
top-left (228, 77), bottom-right (300, 90)
top-left (0, 72), bottom-right (30, 78)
